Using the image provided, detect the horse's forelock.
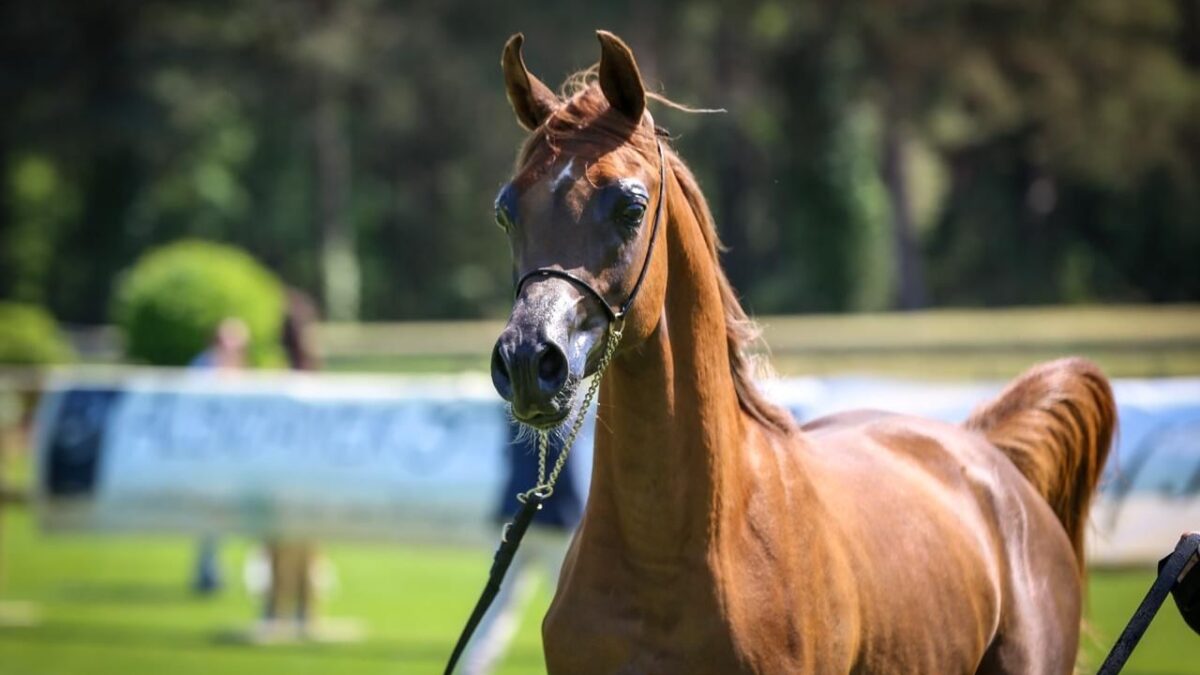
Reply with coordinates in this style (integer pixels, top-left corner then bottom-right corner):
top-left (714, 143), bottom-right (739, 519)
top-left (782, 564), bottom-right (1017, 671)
top-left (516, 81), bottom-right (658, 172)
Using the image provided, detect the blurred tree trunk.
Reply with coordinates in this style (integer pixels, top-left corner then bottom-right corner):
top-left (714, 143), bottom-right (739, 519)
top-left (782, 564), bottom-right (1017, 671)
top-left (881, 100), bottom-right (926, 310)
top-left (0, 137), bottom-right (10, 299)
top-left (311, 1), bottom-right (359, 322)
top-left (1182, 0), bottom-right (1200, 67)
top-left (715, 129), bottom-right (753, 292)
top-left (313, 83), bottom-right (357, 321)
top-left (64, 5), bottom-right (138, 323)
top-left (713, 21), bottom-right (753, 294)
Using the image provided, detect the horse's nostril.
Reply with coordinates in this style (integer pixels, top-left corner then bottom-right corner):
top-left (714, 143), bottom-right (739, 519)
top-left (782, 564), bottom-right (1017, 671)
top-left (491, 341), bottom-right (513, 400)
top-left (537, 342), bottom-right (568, 393)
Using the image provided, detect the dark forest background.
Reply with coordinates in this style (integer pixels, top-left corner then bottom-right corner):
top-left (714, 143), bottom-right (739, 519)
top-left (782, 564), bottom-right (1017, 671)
top-left (2, 0), bottom-right (1197, 324)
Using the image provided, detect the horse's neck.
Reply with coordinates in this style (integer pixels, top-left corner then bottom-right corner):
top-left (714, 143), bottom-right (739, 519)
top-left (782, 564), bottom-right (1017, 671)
top-left (587, 177), bottom-right (748, 570)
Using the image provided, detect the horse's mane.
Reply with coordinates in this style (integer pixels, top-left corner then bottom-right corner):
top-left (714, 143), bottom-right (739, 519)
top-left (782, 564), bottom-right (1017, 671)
top-left (519, 77), bottom-right (796, 436)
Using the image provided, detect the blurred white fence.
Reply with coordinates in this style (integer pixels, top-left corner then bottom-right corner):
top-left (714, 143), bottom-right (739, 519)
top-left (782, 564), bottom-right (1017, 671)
top-left (29, 367), bottom-right (1200, 565)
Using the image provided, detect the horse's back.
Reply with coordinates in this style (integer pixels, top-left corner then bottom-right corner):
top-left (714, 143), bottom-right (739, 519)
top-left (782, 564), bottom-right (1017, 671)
top-left (797, 410), bottom-right (1081, 674)
top-left (801, 409), bottom-right (1013, 517)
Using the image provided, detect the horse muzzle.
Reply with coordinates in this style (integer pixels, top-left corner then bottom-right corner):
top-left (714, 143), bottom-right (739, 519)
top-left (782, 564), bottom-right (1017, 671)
top-left (492, 331), bottom-right (573, 424)
top-left (491, 283), bottom-right (602, 427)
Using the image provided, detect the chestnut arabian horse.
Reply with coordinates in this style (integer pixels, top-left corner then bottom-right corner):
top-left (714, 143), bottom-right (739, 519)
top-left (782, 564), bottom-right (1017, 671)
top-left (488, 31), bottom-right (1116, 674)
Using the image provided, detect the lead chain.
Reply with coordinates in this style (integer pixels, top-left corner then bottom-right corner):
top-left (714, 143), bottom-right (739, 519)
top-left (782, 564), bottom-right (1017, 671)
top-left (519, 319), bottom-right (624, 503)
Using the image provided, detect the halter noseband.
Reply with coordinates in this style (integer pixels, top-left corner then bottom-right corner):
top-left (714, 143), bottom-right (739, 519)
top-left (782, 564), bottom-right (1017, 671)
top-left (513, 139), bottom-right (667, 324)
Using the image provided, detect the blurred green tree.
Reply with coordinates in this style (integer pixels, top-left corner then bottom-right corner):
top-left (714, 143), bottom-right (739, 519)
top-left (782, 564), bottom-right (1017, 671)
top-left (0, 302), bottom-right (75, 365)
top-left (0, 0), bottom-right (1195, 323)
top-left (113, 239), bottom-right (284, 366)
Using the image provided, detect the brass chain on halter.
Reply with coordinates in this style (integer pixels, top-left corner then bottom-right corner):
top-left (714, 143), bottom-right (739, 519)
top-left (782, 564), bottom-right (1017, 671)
top-left (518, 317), bottom-right (624, 504)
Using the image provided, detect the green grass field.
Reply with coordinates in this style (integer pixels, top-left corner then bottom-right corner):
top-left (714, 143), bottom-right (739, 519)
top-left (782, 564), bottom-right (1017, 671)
top-left (0, 506), bottom-right (1194, 674)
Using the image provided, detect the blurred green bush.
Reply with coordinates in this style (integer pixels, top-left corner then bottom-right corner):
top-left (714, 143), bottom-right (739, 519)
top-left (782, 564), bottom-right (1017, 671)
top-left (113, 240), bottom-right (284, 366)
top-left (0, 302), bottom-right (75, 365)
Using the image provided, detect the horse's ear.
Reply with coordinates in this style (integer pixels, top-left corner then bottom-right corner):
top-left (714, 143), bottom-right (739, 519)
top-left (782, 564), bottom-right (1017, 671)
top-left (501, 33), bottom-right (558, 131)
top-left (596, 30), bottom-right (646, 123)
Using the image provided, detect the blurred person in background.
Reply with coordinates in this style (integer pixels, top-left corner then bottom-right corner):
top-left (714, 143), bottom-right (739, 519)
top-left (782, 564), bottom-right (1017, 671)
top-left (461, 425), bottom-right (583, 674)
top-left (258, 289), bottom-right (323, 635)
top-left (189, 318), bottom-right (250, 371)
top-left (189, 317), bottom-right (250, 594)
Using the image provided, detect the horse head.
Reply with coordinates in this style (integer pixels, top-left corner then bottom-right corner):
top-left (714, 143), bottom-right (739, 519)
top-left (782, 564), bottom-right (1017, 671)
top-left (490, 31), bottom-right (669, 429)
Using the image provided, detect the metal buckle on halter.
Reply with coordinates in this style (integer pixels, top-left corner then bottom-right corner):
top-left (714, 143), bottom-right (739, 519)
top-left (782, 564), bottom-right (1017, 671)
top-left (610, 315), bottom-right (626, 340)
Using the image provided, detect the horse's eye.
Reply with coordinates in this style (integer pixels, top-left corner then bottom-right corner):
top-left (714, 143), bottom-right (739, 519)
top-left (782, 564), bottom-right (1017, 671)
top-left (618, 201), bottom-right (646, 227)
top-left (495, 205), bottom-right (512, 232)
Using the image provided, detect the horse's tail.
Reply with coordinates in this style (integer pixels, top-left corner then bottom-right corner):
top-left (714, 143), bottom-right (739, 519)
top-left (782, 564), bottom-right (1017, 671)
top-left (965, 358), bottom-right (1116, 573)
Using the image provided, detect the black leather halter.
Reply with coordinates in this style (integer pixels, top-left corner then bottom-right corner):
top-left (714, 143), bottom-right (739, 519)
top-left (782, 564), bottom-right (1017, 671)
top-left (513, 139), bottom-right (667, 324)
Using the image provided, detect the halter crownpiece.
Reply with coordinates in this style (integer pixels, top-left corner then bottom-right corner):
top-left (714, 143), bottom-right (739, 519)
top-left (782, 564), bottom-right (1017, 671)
top-left (514, 138), bottom-right (667, 324)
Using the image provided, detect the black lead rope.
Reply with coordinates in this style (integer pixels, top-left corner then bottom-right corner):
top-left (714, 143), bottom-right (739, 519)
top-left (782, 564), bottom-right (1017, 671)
top-left (443, 493), bottom-right (545, 675)
top-left (1097, 532), bottom-right (1200, 674)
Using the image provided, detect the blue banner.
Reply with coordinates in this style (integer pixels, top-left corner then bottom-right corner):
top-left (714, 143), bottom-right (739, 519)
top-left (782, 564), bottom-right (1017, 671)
top-left (33, 369), bottom-right (1200, 564)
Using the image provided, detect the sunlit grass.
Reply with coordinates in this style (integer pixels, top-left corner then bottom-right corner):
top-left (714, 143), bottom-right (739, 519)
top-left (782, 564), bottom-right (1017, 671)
top-left (0, 509), bottom-right (547, 674)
